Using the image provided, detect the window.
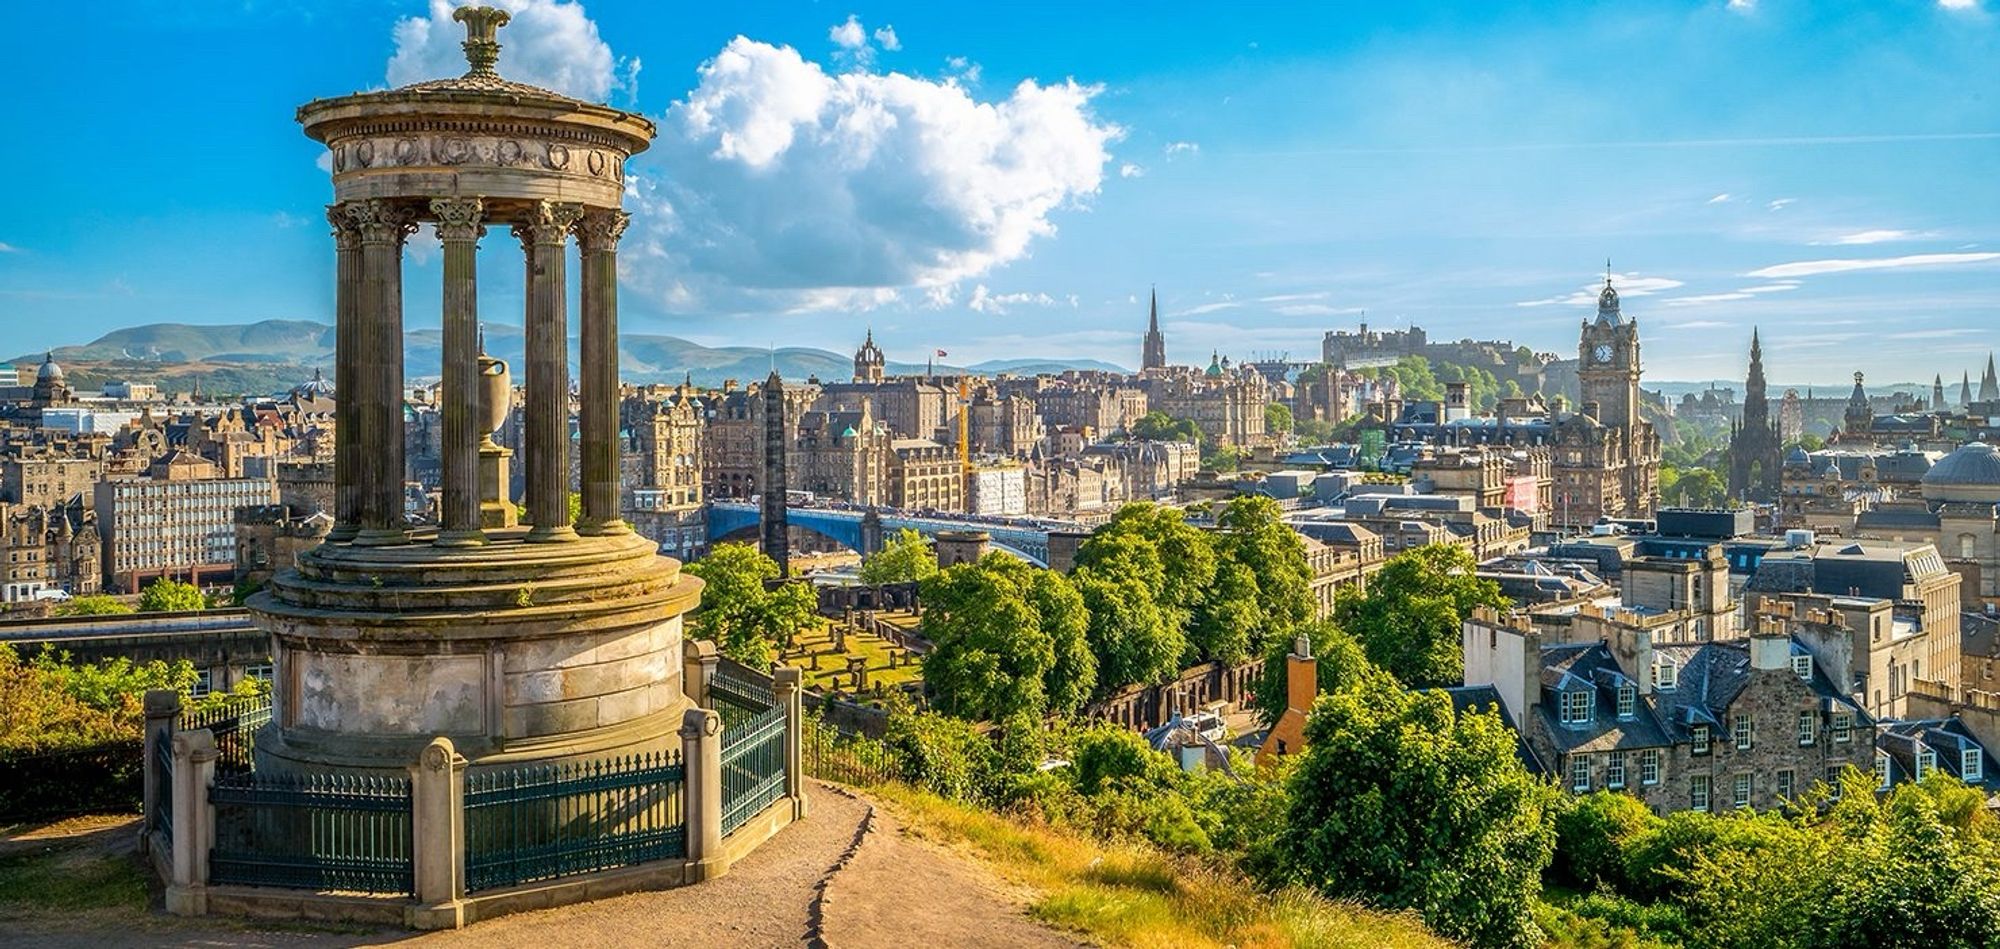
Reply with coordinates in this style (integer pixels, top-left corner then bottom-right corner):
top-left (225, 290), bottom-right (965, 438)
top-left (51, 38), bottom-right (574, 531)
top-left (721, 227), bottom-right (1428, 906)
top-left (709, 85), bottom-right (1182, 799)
top-left (1570, 755), bottom-right (1591, 792)
top-left (1964, 747), bottom-right (1984, 782)
top-left (1776, 769), bottom-right (1794, 800)
top-left (1607, 752), bottom-right (1627, 789)
top-left (1641, 748), bottom-right (1661, 785)
top-left (1691, 774), bottom-right (1710, 812)
top-left (1560, 689), bottom-right (1595, 725)
top-left (1733, 715), bottom-right (1753, 750)
top-left (1692, 724), bottom-right (1711, 756)
top-left (1655, 657), bottom-right (1678, 692)
top-left (1825, 766), bottom-right (1845, 800)
top-left (1877, 752), bottom-right (1893, 789)
top-left (191, 669), bottom-right (213, 699)
top-left (1917, 749), bottom-right (1937, 780)
top-left (1797, 712), bottom-right (1816, 746)
top-left (1791, 653), bottom-right (1812, 681)
top-left (1616, 685), bottom-right (1636, 719)
top-left (1833, 712), bottom-right (1853, 744)
top-left (246, 663), bottom-right (273, 683)
top-left (1734, 773), bottom-right (1753, 809)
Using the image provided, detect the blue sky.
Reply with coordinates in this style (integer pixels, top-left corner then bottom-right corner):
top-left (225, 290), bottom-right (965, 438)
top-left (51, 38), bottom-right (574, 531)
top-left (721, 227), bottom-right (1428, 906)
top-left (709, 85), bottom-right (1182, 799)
top-left (2, 0), bottom-right (1998, 384)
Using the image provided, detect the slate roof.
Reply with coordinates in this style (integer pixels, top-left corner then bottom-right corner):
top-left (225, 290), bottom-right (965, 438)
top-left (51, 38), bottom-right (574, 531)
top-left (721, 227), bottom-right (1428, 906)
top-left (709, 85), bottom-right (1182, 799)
top-left (1878, 718), bottom-right (2000, 800)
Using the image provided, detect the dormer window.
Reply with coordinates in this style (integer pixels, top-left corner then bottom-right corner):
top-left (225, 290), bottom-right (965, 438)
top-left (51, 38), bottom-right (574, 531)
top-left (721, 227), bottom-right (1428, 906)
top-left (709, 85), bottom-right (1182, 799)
top-left (1791, 653), bottom-right (1812, 681)
top-left (1616, 685), bottom-right (1636, 719)
top-left (1559, 689), bottom-right (1595, 725)
top-left (1964, 746), bottom-right (1984, 783)
top-left (1654, 657), bottom-right (1677, 692)
top-left (1917, 749), bottom-right (1937, 780)
top-left (1877, 752), bottom-right (1893, 789)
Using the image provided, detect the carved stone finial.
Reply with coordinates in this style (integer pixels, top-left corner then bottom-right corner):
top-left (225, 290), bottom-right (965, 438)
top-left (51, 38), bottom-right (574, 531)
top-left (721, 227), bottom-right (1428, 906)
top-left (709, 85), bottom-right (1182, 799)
top-left (453, 5), bottom-right (511, 78)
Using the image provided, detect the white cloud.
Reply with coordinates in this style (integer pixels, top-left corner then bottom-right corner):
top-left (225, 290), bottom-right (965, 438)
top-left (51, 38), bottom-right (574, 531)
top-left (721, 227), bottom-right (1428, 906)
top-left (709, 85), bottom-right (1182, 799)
top-left (630, 37), bottom-right (1119, 315)
top-left (1164, 141), bottom-right (1200, 157)
top-left (1814, 229), bottom-right (1935, 245)
top-left (1745, 252), bottom-right (2000, 279)
top-left (388, 0), bottom-right (630, 103)
top-left (1665, 319), bottom-right (1733, 328)
top-left (1273, 303), bottom-right (1362, 317)
top-left (1739, 282), bottom-right (1801, 293)
top-left (1766, 197), bottom-right (1796, 211)
top-left (873, 26), bottom-right (901, 51)
top-left (1663, 293), bottom-right (1752, 307)
top-left (1175, 301), bottom-right (1242, 316)
top-left (945, 56), bottom-right (982, 84)
top-left (966, 284), bottom-right (1070, 314)
top-left (1119, 162), bottom-right (1145, 178)
top-left (1940, 0), bottom-right (1979, 10)
top-left (1514, 273), bottom-right (1684, 308)
top-left (1707, 193), bottom-right (1732, 204)
top-left (829, 15), bottom-right (867, 50)
top-left (1727, 0), bottom-right (1755, 10)
top-left (1888, 328), bottom-right (1980, 339)
top-left (1259, 291), bottom-right (1333, 303)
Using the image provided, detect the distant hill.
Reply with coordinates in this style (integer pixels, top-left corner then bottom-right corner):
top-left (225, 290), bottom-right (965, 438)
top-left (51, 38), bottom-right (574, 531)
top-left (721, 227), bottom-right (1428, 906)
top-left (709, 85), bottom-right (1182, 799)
top-left (10, 320), bottom-right (1121, 395)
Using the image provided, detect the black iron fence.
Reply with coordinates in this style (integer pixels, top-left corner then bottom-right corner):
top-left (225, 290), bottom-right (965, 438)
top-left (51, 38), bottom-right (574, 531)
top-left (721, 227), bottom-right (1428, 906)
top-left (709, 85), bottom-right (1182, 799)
top-left (180, 694), bottom-right (272, 775)
top-left (720, 704), bottom-right (787, 836)
top-left (803, 716), bottom-right (902, 788)
top-left (209, 770), bottom-right (414, 896)
top-left (464, 751), bottom-right (687, 894)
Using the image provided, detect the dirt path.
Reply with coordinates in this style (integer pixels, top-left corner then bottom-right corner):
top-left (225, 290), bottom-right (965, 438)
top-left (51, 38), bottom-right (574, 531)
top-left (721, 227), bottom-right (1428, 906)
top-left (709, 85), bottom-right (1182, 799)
top-left (3, 782), bottom-right (1078, 949)
top-left (815, 790), bottom-right (1084, 949)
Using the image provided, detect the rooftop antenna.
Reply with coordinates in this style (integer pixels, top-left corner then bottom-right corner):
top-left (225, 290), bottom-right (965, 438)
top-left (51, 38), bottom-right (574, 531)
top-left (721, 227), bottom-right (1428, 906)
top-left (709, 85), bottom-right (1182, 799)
top-left (1605, 258), bottom-right (1613, 286)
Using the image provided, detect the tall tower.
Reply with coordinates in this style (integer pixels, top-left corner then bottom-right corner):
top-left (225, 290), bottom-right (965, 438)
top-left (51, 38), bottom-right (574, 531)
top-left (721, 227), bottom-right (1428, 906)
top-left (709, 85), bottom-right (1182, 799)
top-left (1934, 375), bottom-right (1947, 412)
top-left (761, 370), bottom-right (790, 576)
top-left (1844, 371), bottom-right (1872, 437)
top-left (853, 329), bottom-right (885, 383)
top-left (1141, 288), bottom-right (1167, 372)
top-left (1728, 329), bottom-right (1781, 500)
top-left (1982, 353), bottom-right (1998, 402)
top-left (1577, 276), bottom-right (1640, 428)
top-left (1964, 371), bottom-right (1975, 408)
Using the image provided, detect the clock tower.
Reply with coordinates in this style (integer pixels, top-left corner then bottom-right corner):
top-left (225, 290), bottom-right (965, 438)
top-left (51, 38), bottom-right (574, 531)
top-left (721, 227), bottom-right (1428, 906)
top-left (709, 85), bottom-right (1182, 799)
top-left (1578, 277), bottom-right (1640, 429)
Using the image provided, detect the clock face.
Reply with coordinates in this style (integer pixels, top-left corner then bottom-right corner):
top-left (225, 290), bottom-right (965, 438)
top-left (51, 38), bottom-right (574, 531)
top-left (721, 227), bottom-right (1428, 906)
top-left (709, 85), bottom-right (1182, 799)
top-left (1593, 343), bottom-right (1615, 364)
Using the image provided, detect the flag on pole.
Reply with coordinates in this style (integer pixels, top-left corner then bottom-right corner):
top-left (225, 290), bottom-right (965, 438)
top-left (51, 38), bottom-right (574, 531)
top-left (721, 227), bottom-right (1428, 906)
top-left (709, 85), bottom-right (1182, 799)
top-left (935, 349), bottom-right (949, 358)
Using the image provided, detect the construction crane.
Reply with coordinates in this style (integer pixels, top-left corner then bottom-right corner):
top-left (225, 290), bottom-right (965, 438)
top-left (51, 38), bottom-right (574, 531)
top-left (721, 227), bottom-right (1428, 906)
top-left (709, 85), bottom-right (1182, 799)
top-left (958, 378), bottom-right (972, 503)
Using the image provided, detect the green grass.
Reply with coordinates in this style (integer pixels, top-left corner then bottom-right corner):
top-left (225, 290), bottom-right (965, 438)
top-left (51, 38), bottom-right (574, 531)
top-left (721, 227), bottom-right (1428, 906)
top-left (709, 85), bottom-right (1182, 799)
top-left (871, 784), bottom-right (1450, 949)
top-left (0, 846), bottom-right (150, 920)
top-left (783, 622), bottom-right (924, 694)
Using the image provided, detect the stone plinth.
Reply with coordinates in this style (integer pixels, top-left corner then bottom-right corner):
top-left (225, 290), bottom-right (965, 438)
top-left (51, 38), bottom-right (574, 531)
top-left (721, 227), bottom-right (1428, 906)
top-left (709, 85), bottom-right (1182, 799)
top-left (246, 529), bottom-right (701, 774)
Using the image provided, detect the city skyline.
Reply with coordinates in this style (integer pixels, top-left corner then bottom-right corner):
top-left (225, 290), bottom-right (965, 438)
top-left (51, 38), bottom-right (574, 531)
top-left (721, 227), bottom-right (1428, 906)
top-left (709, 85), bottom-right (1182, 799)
top-left (4, 0), bottom-right (2000, 383)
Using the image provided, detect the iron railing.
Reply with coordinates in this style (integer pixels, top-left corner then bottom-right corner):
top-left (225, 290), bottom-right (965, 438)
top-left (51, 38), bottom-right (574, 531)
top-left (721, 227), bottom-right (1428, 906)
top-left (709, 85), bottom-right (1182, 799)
top-left (711, 662), bottom-right (775, 714)
top-left (181, 694), bottom-right (273, 775)
top-left (803, 717), bottom-right (901, 788)
top-left (721, 704), bottom-right (787, 836)
top-left (464, 752), bottom-right (687, 894)
top-left (151, 732), bottom-right (174, 846)
top-left (209, 771), bottom-right (413, 896)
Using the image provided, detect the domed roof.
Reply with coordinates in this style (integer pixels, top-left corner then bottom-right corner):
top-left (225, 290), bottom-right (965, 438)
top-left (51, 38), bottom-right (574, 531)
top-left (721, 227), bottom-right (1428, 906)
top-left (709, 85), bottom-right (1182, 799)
top-left (1785, 445), bottom-right (1811, 466)
top-left (36, 352), bottom-right (63, 382)
top-left (1595, 278), bottom-right (1625, 326)
top-left (291, 368), bottom-right (335, 400)
top-left (1922, 441), bottom-right (2000, 488)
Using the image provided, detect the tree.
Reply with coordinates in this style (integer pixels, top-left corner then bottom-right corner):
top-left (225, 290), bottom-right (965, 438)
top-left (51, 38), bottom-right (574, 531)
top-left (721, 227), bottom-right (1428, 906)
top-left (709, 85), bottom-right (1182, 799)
top-left (858, 528), bottom-right (938, 585)
top-left (138, 579), bottom-right (206, 613)
top-left (1248, 620), bottom-right (1390, 725)
top-left (684, 543), bottom-right (820, 667)
top-left (1200, 444), bottom-right (1243, 473)
top-left (1074, 566), bottom-right (1183, 696)
top-left (920, 554), bottom-right (1095, 720)
top-left (1335, 543), bottom-right (1506, 688)
top-left (1278, 680), bottom-right (1559, 948)
top-left (55, 595), bottom-right (134, 617)
top-left (1667, 467), bottom-right (1726, 507)
top-left (1129, 411), bottom-right (1201, 444)
top-left (1264, 402), bottom-right (1294, 436)
top-left (1213, 495), bottom-right (1313, 636)
top-left (1077, 503), bottom-right (1215, 620)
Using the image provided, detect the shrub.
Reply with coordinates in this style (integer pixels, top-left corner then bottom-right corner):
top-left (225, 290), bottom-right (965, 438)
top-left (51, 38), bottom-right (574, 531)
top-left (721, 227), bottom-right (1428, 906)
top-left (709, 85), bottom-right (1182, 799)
top-left (1554, 791), bottom-right (1660, 892)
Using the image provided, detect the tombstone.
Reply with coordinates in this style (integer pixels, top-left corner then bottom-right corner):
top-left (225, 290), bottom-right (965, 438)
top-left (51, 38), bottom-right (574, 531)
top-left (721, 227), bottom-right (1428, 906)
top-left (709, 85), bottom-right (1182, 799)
top-left (848, 655), bottom-right (869, 692)
top-left (809, 651), bottom-right (821, 671)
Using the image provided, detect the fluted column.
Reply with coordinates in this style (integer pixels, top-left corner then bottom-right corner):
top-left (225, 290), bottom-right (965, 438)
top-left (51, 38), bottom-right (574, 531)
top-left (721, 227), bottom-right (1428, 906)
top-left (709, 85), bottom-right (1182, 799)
top-left (431, 197), bottom-right (487, 547)
top-left (351, 199), bottom-right (417, 546)
top-left (575, 208), bottom-right (630, 536)
top-left (513, 201), bottom-right (585, 543)
top-left (326, 205), bottom-right (363, 542)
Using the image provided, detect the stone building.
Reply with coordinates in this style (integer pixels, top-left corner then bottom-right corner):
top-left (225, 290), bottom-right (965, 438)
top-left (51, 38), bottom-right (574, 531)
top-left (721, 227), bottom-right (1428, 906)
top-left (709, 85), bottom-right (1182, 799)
top-left (1560, 278), bottom-right (1662, 527)
top-left (889, 438), bottom-right (963, 511)
top-left (1850, 440), bottom-right (2000, 605)
top-left (702, 377), bottom-right (819, 500)
top-left (233, 503), bottom-right (332, 587)
top-left (1, 449), bottom-right (102, 509)
top-left (1144, 356), bottom-right (1271, 450)
top-left (623, 382), bottom-right (706, 561)
top-left (1463, 608), bottom-right (1878, 814)
top-left (0, 500), bottom-right (99, 602)
top-left (1728, 330), bottom-right (1783, 502)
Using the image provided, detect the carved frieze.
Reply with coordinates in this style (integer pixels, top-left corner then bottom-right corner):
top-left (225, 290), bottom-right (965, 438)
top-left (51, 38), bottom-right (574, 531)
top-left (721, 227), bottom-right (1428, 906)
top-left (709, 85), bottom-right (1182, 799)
top-left (328, 133), bottom-right (626, 183)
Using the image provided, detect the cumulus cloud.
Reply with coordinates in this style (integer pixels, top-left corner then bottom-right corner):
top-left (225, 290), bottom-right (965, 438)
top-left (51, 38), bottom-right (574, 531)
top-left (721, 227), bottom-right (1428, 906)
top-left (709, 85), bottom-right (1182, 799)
top-left (628, 37), bottom-right (1119, 315)
top-left (1745, 252), bottom-right (2000, 279)
top-left (1119, 162), bottom-right (1145, 178)
top-left (966, 285), bottom-right (1075, 314)
top-left (388, 0), bottom-right (631, 103)
top-left (1940, 0), bottom-right (1979, 10)
top-left (1514, 273), bottom-right (1684, 308)
top-left (1164, 141), bottom-right (1200, 157)
top-left (873, 26), bottom-right (901, 51)
top-left (829, 15), bottom-right (866, 49)
top-left (945, 56), bottom-right (982, 84)
top-left (1814, 229), bottom-right (1935, 245)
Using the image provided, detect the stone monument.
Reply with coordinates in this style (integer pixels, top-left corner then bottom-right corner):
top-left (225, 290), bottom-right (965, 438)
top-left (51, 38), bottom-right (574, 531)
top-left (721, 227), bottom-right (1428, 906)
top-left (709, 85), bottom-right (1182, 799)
top-left (249, 6), bottom-right (702, 775)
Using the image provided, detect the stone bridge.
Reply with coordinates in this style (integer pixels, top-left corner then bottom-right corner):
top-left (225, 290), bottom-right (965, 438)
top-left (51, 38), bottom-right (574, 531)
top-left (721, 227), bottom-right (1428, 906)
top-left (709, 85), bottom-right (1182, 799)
top-left (705, 502), bottom-right (1069, 566)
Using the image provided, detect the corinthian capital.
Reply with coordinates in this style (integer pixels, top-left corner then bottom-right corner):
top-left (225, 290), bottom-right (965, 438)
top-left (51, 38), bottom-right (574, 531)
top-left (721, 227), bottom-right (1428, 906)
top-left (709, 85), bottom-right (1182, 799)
top-left (512, 200), bottom-right (586, 250)
top-left (430, 197), bottom-right (486, 243)
top-left (327, 203), bottom-right (362, 253)
top-left (574, 208), bottom-right (631, 254)
top-left (348, 198), bottom-right (419, 246)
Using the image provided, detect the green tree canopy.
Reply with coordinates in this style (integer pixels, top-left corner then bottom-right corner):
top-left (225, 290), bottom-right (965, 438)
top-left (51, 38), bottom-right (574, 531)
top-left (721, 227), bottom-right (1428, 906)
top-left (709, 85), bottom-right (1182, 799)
top-left (684, 543), bottom-right (820, 667)
top-left (137, 579), bottom-right (206, 613)
top-left (1248, 620), bottom-right (1390, 725)
top-left (920, 554), bottom-right (1095, 720)
top-left (1278, 679), bottom-right (1559, 948)
top-left (1074, 567), bottom-right (1183, 698)
top-left (1129, 410), bottom-right (1201, 443)
top-left (1335, 543), bottom-right (1506, 688)
top-left (858, 528), bottom-right (939, 585)
top-left (1212, 495), bottom-right (1313, 636)
top-left (1264, 402), bottom-right (1294, 435)
top-left (55, 595), bottom-right (134, 617)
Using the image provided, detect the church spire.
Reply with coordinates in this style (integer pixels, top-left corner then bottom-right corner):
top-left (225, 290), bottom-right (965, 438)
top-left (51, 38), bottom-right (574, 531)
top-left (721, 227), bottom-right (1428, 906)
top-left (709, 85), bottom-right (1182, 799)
top-left (1982, 352), bottom-right (1999, 402)
top-left (1141, 284), bottom-right (1167, 372)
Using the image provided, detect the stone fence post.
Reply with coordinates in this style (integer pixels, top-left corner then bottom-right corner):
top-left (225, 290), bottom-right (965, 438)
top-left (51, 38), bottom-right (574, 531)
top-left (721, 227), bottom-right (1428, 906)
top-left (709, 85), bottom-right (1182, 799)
top-left (773, 667), bottom-right (808, 820)
top-left (680, 707), bottom-right (724, 880)
top-left (683, 639), bottom-right (719, 709)
top-left (164, 728), bottom-right (217, 916)
top-left (407, 736), bottom-right (467, 930)
top-left (141, 689), bottom-right (181, 855)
